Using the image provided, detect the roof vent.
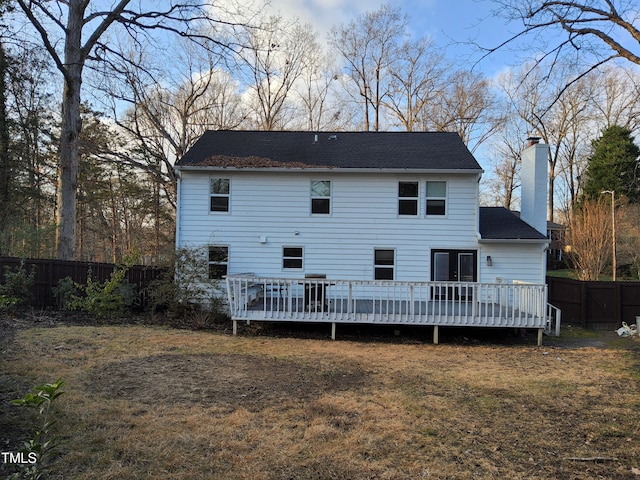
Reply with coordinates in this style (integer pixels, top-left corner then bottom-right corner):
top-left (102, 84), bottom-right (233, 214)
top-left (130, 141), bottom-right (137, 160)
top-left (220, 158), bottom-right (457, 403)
top-left (313, 134), bottom-right (318, 144)
top-left (328, 134), bottom-right (338, 140)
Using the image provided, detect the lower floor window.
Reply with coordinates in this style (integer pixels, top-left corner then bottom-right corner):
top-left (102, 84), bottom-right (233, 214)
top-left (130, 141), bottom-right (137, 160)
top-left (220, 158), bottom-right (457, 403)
top-left (283, 247), bottom-right (303, 269)
top-left (374, 249), bottom-right (395, 280)
top-left (208, 246), bottom-right (229, 279)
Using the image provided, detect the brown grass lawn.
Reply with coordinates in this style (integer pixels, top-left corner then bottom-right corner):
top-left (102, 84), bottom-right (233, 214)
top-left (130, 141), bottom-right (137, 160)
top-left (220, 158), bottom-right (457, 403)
top-left (1, 320), bottom-right (640, 479)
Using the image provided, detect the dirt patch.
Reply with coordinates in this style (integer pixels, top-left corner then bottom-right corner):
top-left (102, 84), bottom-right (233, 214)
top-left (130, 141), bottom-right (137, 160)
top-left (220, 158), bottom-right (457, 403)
top-left (89, 353), bottom-right (367, 411)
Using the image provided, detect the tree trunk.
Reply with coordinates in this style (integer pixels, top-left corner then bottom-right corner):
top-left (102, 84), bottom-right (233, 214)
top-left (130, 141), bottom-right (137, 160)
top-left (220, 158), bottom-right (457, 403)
top-left (0, 42), bottom-right (10, 255)
top-left (55, 1), bottom-right (85, 260)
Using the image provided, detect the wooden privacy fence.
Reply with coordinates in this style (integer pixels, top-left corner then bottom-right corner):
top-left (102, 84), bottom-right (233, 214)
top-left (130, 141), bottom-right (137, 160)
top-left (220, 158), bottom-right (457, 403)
top-left (0, 257), bottom-right (168, 309)
top-left (546, 276), bottom-right (640, 330)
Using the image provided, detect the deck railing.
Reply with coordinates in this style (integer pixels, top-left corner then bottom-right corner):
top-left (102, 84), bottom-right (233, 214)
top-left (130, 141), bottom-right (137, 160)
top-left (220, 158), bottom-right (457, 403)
top-left (225, 276), bottom-right (554, 341)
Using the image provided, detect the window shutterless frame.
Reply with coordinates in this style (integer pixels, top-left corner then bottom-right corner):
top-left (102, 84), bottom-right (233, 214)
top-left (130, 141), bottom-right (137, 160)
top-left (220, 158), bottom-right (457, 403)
top-left (210, 177), bottom-right (230, 212)
top-left (426, 180), bottom-right (446, 215)
top-left (374, 248), bottom-right (395, 280)
top-left (282, 246), bottom-right (304, 270)
top-left (310, 180), bottom-right (331, 214)
top-left (208, 245), bottom-right (229, 279)
top-left (398, 181), bottom-right (419, 216)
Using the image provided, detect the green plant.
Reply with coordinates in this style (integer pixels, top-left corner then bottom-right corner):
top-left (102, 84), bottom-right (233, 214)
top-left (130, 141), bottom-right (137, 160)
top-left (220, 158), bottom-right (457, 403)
top-left (51, 277), bottom-right (79, 311)
top-left (146, 246), bottom-right (228, 326)
top-left (0, 260), bottom-right (36, 312)
top-left (9, 380), bottom-right (65, 480)
top-left (59, 263), bottom-right (137, 317)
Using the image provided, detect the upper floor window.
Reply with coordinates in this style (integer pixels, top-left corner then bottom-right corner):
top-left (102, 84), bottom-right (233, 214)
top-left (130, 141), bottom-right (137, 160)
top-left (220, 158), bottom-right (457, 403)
top-left (208, 246), bottom-right (229, 279)
top-left (374, 249), bottom-right (395, 280)
top-left (210, 178), bottom-right (230, 212)
top-left (426, 181), bottom-right (446, 215)
top-left (311, 180), bottom-right (331, 214)
top-left (398, 181), bottom-right (419, 215)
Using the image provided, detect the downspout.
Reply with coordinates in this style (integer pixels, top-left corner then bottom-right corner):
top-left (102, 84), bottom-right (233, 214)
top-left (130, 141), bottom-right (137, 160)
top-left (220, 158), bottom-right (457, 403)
top-left (174, 167), bottom-right (182, 249)
top-left (476, 172), bottom-right (483, 240)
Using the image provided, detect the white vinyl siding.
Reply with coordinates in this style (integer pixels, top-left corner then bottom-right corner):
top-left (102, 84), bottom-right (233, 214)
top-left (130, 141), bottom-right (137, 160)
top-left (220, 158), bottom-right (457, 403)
top-left (478, 244), bottom-right (547, 284)
top-left (177, 171), bottom-right (543, 285)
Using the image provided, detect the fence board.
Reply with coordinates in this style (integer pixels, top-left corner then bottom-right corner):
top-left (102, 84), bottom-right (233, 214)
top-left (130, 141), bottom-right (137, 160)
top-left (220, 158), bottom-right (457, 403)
top-left (547, 276), bottom-right (640, 330)
top-left (0, 257), bottom-right (167, 308)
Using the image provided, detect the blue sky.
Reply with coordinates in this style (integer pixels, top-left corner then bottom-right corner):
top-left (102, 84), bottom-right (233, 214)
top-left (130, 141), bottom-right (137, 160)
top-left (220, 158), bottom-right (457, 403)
top-left (260, 0), bottom-right (522, 78)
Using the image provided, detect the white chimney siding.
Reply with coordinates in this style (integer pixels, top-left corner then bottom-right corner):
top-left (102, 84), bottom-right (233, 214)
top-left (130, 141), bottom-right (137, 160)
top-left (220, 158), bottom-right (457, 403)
top-left (520, 141), bottom-right (549, 235)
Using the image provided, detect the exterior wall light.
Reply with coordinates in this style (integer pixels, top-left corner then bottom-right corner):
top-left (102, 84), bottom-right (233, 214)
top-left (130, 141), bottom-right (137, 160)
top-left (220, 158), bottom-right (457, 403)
top-left (486, 256), bottom-right (493, 266)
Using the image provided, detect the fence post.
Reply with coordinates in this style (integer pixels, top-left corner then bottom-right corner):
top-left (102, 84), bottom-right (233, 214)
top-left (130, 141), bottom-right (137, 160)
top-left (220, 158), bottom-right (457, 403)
top-left (614, 282), bottom-right (622, 326)
top-left (580, 281), bottom-right (588, 328)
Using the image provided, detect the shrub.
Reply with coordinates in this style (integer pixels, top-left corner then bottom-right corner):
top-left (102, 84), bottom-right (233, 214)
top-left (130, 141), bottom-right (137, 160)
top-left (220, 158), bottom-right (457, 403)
top-left (54, 263), bottom-right (137, 317)
top-left (146, 246), bottom-right (228, 327)
top-left (0, 260), bottom-right (35, 312)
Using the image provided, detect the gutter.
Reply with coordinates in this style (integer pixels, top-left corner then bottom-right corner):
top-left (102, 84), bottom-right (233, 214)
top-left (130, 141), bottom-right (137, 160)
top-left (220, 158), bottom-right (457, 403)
top-left (478, 238), bottom-right (550, 244)
top-left (174, 166), bottom-right (485, 175)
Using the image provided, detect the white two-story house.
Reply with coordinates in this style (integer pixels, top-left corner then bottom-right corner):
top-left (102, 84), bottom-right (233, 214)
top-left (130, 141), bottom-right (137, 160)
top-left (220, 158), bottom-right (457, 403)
top-left (175, 131), bottom-right (558, 343)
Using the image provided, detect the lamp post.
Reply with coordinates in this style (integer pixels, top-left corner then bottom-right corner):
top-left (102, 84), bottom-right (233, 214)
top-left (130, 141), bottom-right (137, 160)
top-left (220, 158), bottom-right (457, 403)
top-left (601, 190), bottom-right (616, 281)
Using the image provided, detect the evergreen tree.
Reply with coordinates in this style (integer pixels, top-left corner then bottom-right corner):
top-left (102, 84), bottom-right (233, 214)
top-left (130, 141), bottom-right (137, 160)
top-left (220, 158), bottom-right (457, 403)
top-left (583, 125), bottom-right (640, 203)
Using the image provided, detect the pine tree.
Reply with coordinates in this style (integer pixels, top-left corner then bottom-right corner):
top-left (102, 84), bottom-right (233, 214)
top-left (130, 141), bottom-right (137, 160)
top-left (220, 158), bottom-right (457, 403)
top-left (583, 125), bottom-right (640, 203)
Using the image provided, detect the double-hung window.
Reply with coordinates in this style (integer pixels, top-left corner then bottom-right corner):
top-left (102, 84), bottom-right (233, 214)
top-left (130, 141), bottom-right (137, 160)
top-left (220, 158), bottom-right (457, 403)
top-left (398, 181), bottom-right (419, 215)
top-left (210, 178), bottom-right (230, 212)
top-left (283, 247), bottom-right (303, 270)
top-left (426, 181), bottom-right (446, 215)
top-left (208, 246), bottom-right (229, 279)
top-left (311, 180), bottom-right (331, 214)
top-left (374, 249), bottom-right (395, 280)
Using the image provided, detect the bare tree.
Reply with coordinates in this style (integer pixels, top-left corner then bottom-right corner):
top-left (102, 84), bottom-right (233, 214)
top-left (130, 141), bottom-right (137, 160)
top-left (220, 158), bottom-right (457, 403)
top-left (329, 3), bottom-right (407, 131)
top-left (590, 64), bottom-right (640, 133)
top-left (383, 37), bottom-right (445, 132)
top-left (106, 40), bottom-right (246, 206)
top-left (420, 69), bottom-right (502, 153)
top-left (234, 16), bottom-right (317, 130)
top-left (566, 197), bottom-right (612, 280)
top-left (485, 132), bottom-right (526, 209)
top-left (295, 49), bottom-right (344, 131)
top-left (618, 203), bottom-right (640, 280)
top-left (488, 1), bottom-right (640, 100)
top-left (497, 62), bottom-right (595, 221)
top-left (13, 0), bottom-right (245, 260)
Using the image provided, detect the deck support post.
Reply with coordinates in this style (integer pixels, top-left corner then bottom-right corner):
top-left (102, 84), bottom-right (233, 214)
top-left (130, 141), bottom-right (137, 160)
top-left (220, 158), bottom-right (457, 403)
top-left (331, 322), bottom-right (336, 340)
top-left (233, 320), bottom-right (237, 336)
top-left (433, 325), bottom-right (439, 344)
top-left (537, 328), bottom-right (543, 346)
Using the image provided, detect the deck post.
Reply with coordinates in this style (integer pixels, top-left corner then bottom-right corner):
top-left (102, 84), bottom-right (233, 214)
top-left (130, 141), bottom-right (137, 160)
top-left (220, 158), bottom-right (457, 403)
top-left (433, 325), bottom-right (439, 344)
top-left (233, 320), bottom-right (237, 336)
top-left (331, 322), bottom-right (336, 340)
top-left (537, 328), bottom-right (543, 346)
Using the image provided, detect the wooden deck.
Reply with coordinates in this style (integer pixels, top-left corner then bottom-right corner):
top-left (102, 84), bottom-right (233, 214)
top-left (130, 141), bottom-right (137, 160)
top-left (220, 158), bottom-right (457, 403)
top-left (225, 276), bottom-right (561, 344)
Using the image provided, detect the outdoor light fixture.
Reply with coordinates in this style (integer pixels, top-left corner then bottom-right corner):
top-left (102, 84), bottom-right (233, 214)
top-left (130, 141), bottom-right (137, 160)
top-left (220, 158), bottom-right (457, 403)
top-left (486, 256), bottom-right (493, 266)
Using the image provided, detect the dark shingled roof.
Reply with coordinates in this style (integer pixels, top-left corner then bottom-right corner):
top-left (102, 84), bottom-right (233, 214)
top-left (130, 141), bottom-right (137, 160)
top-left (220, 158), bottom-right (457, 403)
top-left (479, 207), bottom-right (548, 240)
top-left (176, 130), bottom-right (482, 171)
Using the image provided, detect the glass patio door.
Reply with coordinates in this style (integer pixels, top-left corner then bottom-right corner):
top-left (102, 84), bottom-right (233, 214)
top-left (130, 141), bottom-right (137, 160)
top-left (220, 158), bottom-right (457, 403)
top-left (431, 250), bottom-right (477, 300)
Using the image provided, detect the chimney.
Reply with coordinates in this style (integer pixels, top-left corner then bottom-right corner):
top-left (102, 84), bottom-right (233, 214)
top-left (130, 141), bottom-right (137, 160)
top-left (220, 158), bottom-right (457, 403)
top-left (520, 137), bottom-right (548, 235)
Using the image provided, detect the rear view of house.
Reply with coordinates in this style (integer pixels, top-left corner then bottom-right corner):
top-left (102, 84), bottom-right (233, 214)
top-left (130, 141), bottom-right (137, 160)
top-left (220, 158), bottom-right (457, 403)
top-left (175, 131), bottom-right (558, 343)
